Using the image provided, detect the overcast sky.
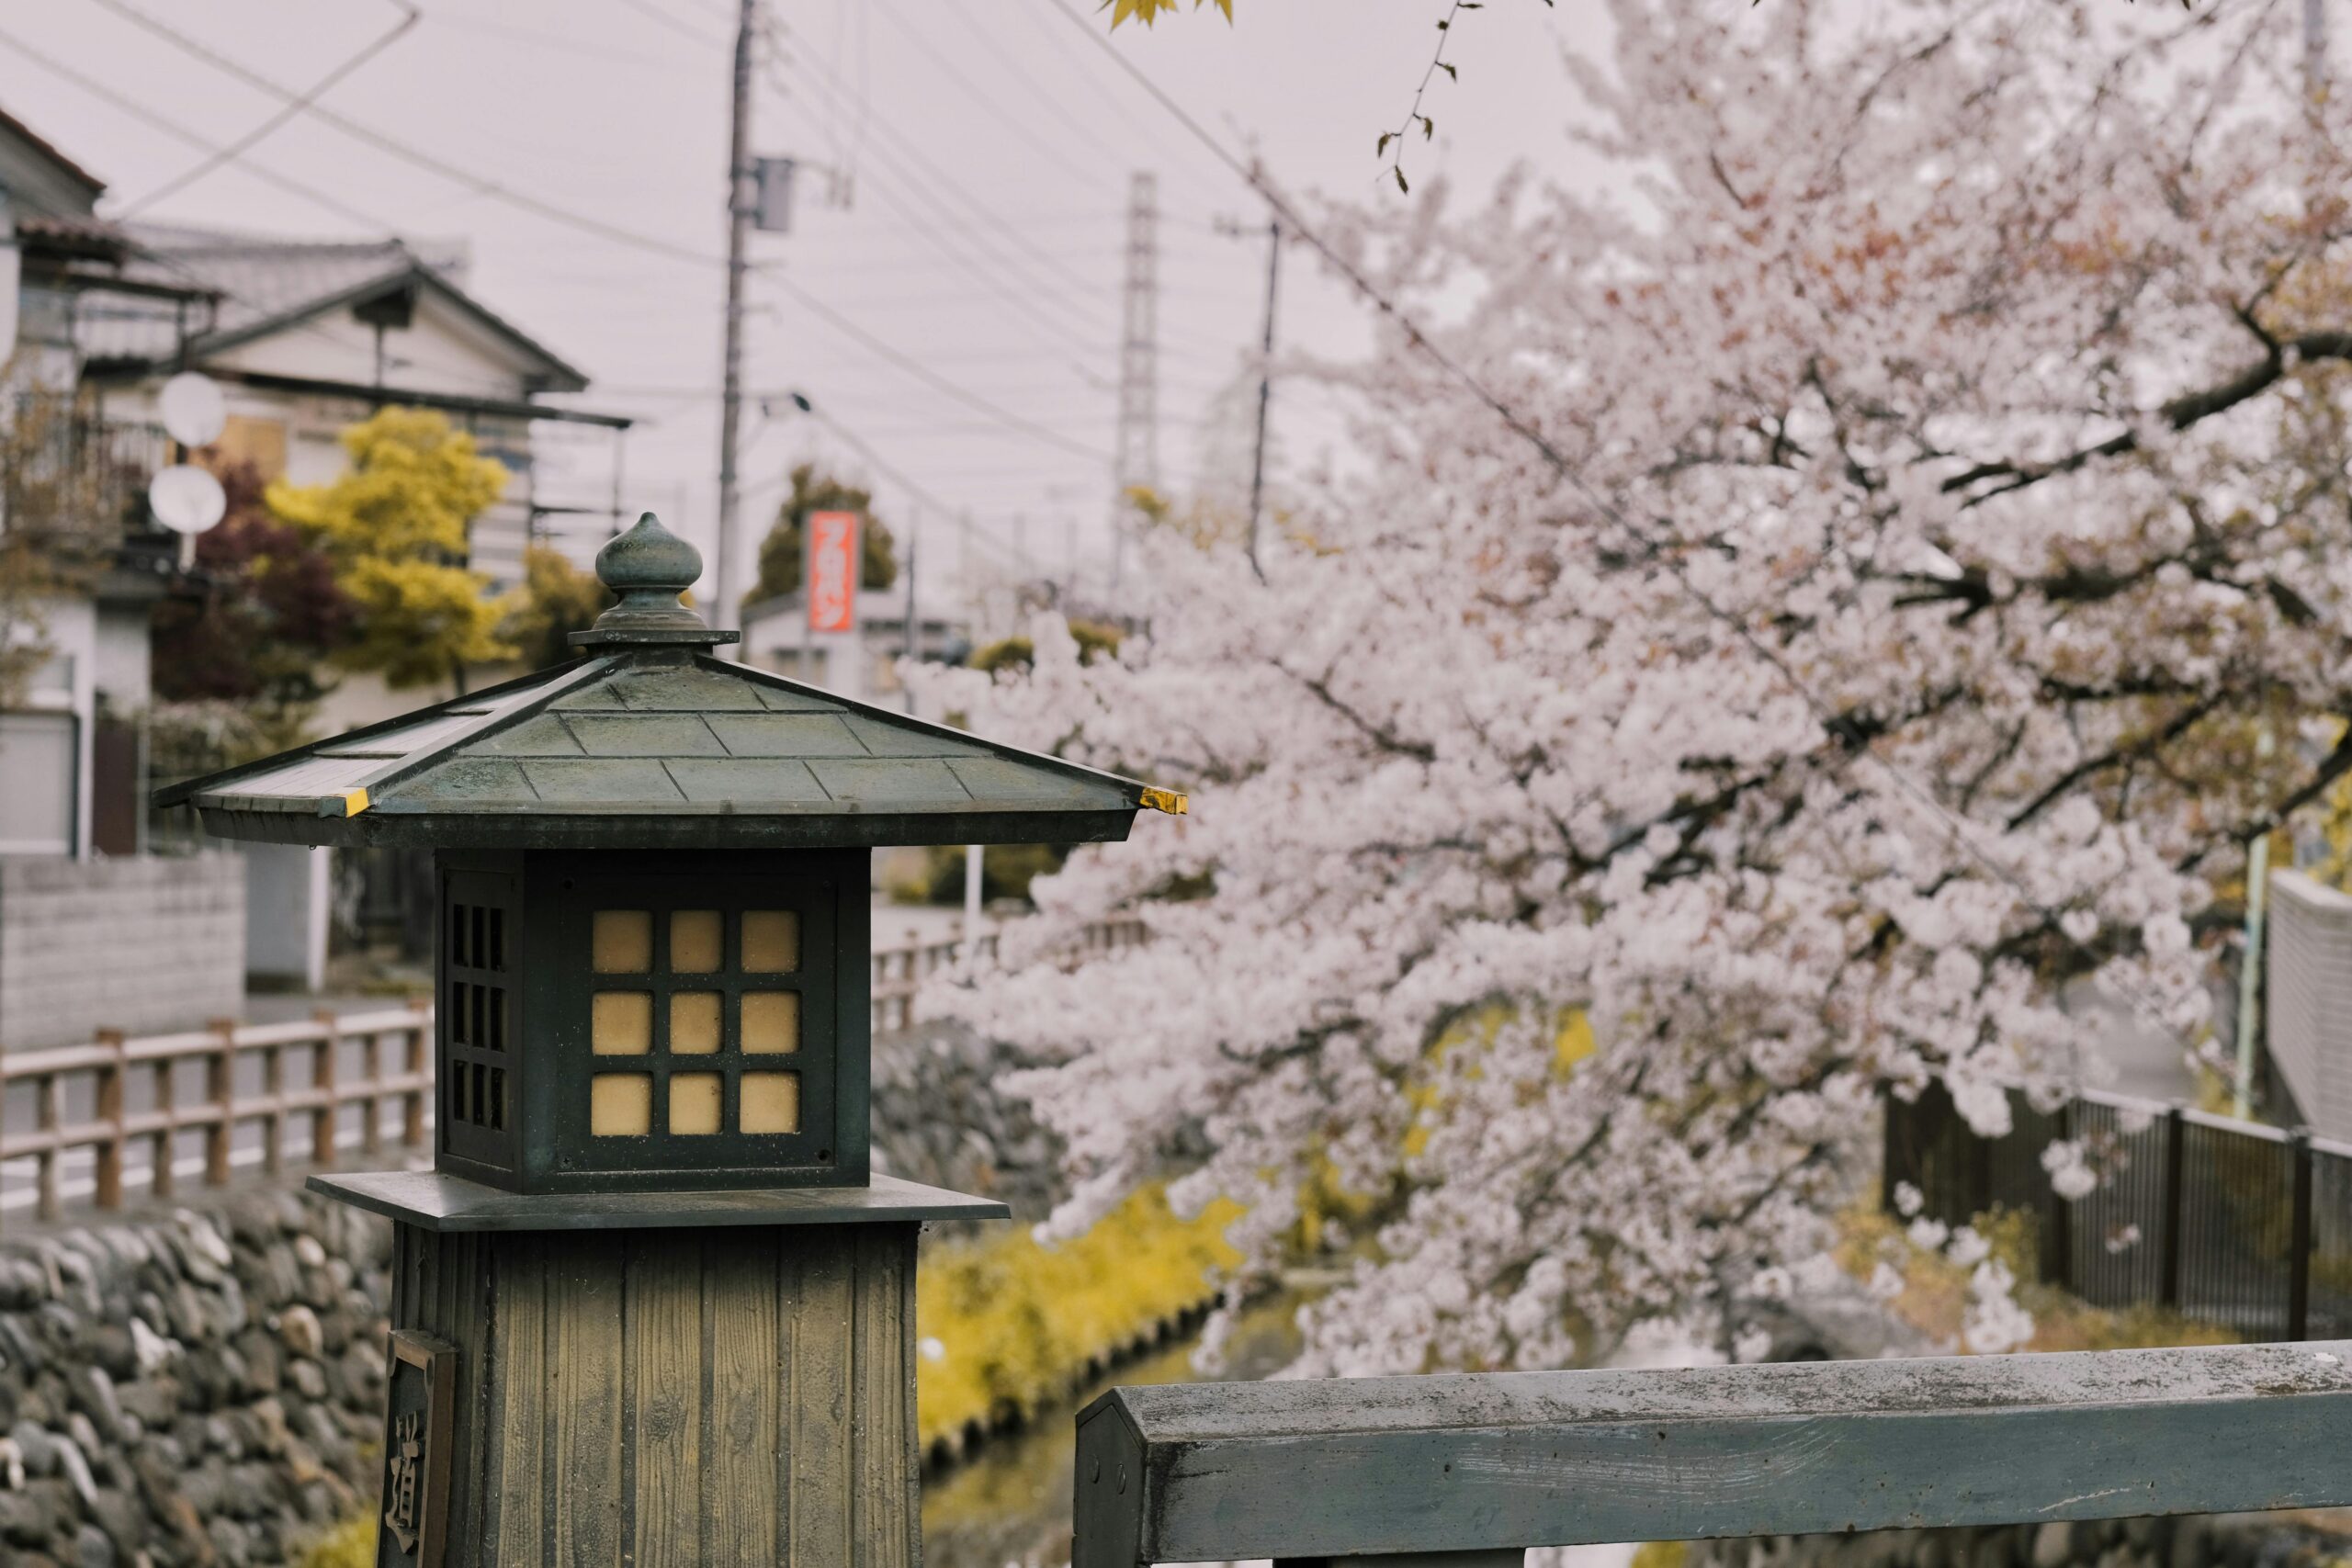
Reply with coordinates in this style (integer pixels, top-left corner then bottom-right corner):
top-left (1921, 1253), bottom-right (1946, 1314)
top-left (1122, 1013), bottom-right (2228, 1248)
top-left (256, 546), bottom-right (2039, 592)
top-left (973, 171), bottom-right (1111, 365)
top-left (1, 0), bottom-right (1594, 605)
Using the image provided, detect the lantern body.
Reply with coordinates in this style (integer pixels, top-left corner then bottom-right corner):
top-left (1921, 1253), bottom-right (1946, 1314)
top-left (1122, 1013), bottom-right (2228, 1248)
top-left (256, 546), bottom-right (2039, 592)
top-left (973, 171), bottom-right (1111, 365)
top-left (435, 847), bottom-right (870, 1195)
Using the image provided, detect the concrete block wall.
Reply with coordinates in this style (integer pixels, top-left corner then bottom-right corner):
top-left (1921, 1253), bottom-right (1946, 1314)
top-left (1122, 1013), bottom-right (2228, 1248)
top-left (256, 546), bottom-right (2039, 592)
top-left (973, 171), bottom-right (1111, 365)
top-left (2266, 870), bottom-right (2352, 1143)
top-left (0, 854), bottom-right (245, 1052)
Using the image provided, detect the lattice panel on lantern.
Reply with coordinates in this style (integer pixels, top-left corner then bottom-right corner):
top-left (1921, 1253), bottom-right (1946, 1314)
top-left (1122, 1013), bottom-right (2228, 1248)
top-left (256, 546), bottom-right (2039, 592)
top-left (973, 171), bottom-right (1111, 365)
top-left (440, 866), bottom-right (521, 1174)
top-left (583, 903), bottom-right (811, 1146)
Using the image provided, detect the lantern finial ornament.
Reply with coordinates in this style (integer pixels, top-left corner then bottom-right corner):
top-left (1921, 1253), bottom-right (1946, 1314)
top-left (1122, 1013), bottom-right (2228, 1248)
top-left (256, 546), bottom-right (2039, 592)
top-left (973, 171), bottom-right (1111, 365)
top-left (571, 511), bottom-right (739, 649)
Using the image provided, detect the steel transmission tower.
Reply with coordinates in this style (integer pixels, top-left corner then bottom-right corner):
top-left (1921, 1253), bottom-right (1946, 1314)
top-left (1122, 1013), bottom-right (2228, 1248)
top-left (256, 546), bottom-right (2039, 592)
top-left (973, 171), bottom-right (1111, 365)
top-left (1112, 171), bottom-right (1159, 585)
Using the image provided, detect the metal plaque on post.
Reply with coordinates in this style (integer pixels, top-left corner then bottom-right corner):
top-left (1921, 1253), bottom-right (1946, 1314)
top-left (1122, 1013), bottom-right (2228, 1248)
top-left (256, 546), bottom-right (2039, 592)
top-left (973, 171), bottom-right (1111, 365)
top-left (377, 1330), bottom-right (456, 1568)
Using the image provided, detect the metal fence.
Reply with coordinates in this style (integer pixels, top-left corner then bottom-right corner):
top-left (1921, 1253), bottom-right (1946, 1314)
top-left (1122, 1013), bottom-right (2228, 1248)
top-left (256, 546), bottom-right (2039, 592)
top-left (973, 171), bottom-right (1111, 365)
top-left (1884, 1078), bottom-right (2352, 1339)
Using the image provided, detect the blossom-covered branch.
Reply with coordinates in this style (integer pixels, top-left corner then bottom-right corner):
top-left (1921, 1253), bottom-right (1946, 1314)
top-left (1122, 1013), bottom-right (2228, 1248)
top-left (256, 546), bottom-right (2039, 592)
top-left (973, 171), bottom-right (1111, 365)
top-left (930, 0), bottom-right (2350, 1377)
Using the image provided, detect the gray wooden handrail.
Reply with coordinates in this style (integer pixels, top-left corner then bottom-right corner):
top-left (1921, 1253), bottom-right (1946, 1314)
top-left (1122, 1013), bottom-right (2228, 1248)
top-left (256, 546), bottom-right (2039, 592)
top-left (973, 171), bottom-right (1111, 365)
top-left (1071, 1340), bottom-right (2352, 1568)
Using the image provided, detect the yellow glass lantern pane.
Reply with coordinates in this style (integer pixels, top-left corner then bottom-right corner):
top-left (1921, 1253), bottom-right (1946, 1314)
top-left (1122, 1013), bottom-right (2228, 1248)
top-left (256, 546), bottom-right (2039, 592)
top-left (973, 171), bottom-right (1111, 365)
top-left (592, 992), bottom-right (652, 1055)
top-left (741, 991), bottom-right (800, 1054)
top-left (590, 1075), bottom-right (651, 1136)
top-left (670, 1073), bottom-right (722, 1135)
top-left (670, 909), bottom-right (723, 974)
top-left (670, 992), bottom-right (721, 1054)
top-left (741, 910), bottom-right (799, 973)
top-left (741, 1072), bottom-right (800, 1134)
top-left (592, 910), bottom-right (651, 973)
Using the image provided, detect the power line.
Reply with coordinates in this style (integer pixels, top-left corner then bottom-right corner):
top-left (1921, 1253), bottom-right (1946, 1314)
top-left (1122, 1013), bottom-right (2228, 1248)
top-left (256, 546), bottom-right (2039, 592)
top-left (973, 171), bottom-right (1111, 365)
top-left (865, 0), bottom-right (1129, 191)
top-left (766, 269), bottom-right (1113, 463)
top-left (782, 42), bottom-right (1117, 318)
top-left (85, 0), bottom-right (724, 267)
top-left (761, 39), bottom-right (1115, 360)
top-left (118, 0), bottom-right (420, 219)
top-left (0, 22), bottom-right (393, 233)
top-left (998, 0), bottom-right (1233, 209)
top-left (65, 0), bottom-right (1115, 468)
top-left (749, 404), bottom-right (1045, 574)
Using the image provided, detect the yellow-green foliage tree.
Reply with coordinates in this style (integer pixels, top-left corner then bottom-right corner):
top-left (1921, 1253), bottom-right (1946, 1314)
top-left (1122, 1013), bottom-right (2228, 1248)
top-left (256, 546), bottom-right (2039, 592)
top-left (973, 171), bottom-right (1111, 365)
top-left (500, 542), bottom-right (612, 669)
top-left (915, 1183), bottom-right (1238, 1448)
top-left (746, 463), bottom-right (897, 606)
top-left (267, 408), bottom-right (514, 689)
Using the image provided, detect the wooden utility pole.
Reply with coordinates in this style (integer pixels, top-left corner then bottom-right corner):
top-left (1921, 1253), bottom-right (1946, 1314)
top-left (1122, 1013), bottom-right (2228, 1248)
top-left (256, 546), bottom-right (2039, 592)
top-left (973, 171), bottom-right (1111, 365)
top-left (1245, 216), bottom-right (1280, 579)
top-left (712, 0), bottom-right (758, 652)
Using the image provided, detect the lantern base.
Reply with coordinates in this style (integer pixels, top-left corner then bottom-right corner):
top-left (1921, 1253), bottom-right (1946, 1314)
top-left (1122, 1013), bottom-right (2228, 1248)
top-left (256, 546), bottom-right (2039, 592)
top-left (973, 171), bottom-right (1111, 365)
top-left (379, 1216), bottom-right (930, 1567)
top-left (310, 1168), bottom-right (1009, 1233)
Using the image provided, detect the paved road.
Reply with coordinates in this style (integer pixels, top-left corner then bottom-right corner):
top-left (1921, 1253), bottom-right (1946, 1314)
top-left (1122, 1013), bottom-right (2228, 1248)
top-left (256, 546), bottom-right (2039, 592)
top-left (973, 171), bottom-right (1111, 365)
top-left (2061, 976), bottom-right (2206, 1105)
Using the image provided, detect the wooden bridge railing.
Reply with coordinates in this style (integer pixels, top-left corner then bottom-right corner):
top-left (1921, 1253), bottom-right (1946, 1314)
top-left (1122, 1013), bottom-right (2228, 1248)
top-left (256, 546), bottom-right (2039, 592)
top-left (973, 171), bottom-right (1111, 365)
top-left (0, 1004), bottom-right (432, 1225)
top-left (1072, 1339), bottom-right (2352, 1567)
top-left (869, 916), bottom-right (1146, 1033)
top-left (2, 919), bottom-right (1147, 1224)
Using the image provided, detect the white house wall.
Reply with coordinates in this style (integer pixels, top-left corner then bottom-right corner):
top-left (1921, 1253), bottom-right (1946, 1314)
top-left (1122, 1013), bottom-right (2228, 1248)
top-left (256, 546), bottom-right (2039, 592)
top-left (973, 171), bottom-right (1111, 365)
top-left (107, 299), bottom-right (547, 590)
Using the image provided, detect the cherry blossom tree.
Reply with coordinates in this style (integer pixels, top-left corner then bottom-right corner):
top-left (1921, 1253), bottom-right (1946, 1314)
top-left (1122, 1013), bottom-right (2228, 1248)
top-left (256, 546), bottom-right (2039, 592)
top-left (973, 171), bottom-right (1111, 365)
top-left (925, 0), bottom-right (2352, 1376)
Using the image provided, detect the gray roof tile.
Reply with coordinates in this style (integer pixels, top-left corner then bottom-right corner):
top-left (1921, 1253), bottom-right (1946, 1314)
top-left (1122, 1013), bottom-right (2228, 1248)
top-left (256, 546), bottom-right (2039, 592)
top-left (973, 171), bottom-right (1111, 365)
top-left (163, 652), bottom-right (1171, 844)
top-left (379, 757), bottom-right (536, 806)
top-left (808, 758), bottom-right (970, 807)
top-left (561, 714), bottom-right (724, 757)
top-left (472, 715), bottom-right (582, 756)
top-left (708, 713), bottom-right (866, 758)
top-left (608, 665), bottom-right (770, 711)
top-left (839, 713), bottom-right (989, 758)
top-left (949, 756), bottom-right (1129, 810)
top-left (665, 759), bottom-right (832, 805)
top-left (520, 758), bottom-right (684, 803)
top-left (753, 683), bottom-right (841, 713)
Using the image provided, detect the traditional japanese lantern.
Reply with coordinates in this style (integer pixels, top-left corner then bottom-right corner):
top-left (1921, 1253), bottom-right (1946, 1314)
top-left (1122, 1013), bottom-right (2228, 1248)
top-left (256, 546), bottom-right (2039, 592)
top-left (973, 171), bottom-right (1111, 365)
top-left (158, 513), bottom-right (1182, 1568)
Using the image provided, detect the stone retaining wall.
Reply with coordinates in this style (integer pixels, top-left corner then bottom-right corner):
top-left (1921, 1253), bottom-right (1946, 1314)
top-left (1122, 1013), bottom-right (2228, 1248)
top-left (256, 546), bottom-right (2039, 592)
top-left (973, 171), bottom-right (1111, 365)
top-left (0, 1191), bottom-right (390, 1568)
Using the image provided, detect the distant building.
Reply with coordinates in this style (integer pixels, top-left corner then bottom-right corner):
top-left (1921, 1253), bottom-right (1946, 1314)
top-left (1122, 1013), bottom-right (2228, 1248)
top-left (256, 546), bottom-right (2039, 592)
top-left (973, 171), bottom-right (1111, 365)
top-left (741, 585), bottom-right (969, 707)
top-left (0, 105), bottom-right (628, 1038)
top-left (85, 220), bottom-right (631, 595)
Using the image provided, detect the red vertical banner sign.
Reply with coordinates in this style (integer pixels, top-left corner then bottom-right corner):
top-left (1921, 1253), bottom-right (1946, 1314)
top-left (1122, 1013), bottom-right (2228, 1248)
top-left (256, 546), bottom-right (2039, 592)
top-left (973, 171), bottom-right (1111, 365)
top-left (807, 510), bottom-right (860, 634)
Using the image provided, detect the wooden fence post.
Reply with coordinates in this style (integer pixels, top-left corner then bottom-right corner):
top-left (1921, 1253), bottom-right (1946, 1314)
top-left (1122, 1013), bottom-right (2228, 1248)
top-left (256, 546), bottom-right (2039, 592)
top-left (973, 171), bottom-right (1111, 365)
top-left (312, 1010), bottom-right (341, 1170)
top-left (362, 1025), bottom-right (385, 1158)
top-left (94, 1028), bottom-right (126, 1211)
top-left (205, 1018), bottom-right (236, 1188)
top-left (2160, 1106), bottom-right (2186, 1311)
top-left (34, 1069), bottom-right (59, 1223)
top-left (403, 1006), bottom-right (428, 1153)
top-left (2289, 1128), bottom-right (2314, 1341)
top-left (261, 1041), bottom-right (285, 1178)
top-left (151, 1051), bottom-right (175, 1200)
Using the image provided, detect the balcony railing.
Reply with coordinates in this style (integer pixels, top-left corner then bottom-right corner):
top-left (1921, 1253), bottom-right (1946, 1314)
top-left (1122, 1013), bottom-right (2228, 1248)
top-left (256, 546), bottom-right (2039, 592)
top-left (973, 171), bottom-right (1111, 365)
top-left (0, 393), bottom-right (172, 547)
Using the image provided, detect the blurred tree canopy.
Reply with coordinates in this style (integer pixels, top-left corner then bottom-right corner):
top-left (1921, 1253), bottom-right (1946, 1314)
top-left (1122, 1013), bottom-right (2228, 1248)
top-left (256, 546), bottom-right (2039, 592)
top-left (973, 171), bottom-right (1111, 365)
top-left (747, 464), bottom-right (898, 604)
top-left (501, 542), bottom-right (612, 668)
top-left (266, 407), bottom-right (514, 689)
top-left (969, 617), bottom-right (1124, 675)
top-left (153, 462), bottom-right (353, 721)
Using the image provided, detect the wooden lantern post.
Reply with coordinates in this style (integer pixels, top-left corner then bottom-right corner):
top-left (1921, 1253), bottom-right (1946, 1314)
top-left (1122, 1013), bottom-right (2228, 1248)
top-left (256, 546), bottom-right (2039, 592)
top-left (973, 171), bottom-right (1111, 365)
top-left (157, 513), bottom-right (1184, 1568)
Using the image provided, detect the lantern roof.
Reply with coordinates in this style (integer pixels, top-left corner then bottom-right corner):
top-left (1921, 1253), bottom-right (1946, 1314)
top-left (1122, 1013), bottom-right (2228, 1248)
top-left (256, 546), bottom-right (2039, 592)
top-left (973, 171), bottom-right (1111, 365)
top-left (157, 513), bottom-right (1186, 849)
